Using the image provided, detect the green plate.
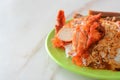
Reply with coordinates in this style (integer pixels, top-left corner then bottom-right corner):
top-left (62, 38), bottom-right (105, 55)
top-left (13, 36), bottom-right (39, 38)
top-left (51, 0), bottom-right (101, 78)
top-left (45, 29), bottom-right (120, 79)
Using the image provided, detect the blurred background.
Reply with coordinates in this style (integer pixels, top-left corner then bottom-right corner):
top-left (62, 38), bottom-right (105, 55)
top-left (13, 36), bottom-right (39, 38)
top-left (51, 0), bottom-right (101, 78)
top-left (0, 0), bottom-right (120, 80)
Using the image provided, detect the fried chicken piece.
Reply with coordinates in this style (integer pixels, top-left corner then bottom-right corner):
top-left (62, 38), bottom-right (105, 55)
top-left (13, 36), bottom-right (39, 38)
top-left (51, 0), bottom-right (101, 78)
top-left (57, 27), bottom-right (74, 42)
top-left (84, 14), bottom-right (104, 48)
top-left (87, 22), bottom-right (104, 48)
top-left (72, 14), bottom-right (105, 66)
top-left (55, 10), bottom-right (65, 34)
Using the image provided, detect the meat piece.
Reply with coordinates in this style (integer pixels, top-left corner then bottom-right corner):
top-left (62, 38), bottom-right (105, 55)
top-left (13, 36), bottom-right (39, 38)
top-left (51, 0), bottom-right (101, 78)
top-left (52, 36), bottom-right (65, 48)
top-left (52, 10), bottom-right (66, 48)
top-left (55, 10), bottom-right (65, 34)
top-left (89, 10), bottom-right (120, 17)
top-left (84, 14), bottom-right (104, 48)
top-left (72, 26), bottom-right (89, 66)
top-left (83, 13), bottom-right (102, 35)
top-left (57, 27), bottom-right (74, 42)
top-left (87, 22), bottom-right (104, 48)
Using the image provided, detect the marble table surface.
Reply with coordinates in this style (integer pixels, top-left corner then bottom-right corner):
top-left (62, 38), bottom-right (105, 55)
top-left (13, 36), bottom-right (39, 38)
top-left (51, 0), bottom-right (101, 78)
top-left (1, 0), bottom-right (120, 80)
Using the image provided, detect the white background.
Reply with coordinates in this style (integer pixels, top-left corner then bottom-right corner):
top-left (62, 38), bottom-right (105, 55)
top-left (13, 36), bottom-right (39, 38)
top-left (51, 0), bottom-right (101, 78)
top-left (0, 0), bottom-right (120, 80)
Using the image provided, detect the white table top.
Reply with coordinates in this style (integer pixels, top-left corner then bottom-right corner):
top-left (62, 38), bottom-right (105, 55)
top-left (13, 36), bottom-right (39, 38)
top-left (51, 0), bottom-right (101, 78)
top-left (1, 0), bottom-right (120, 80)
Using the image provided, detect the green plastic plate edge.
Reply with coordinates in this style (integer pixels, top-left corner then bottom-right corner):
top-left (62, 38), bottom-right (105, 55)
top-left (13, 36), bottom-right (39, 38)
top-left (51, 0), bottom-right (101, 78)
top-left (45, 29), bottom-right (120, 80)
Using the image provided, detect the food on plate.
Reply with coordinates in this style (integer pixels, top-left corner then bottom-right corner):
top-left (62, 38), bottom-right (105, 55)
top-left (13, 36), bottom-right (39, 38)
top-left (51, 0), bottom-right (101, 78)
top-left (52, 10), bottom-right (120, 70)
